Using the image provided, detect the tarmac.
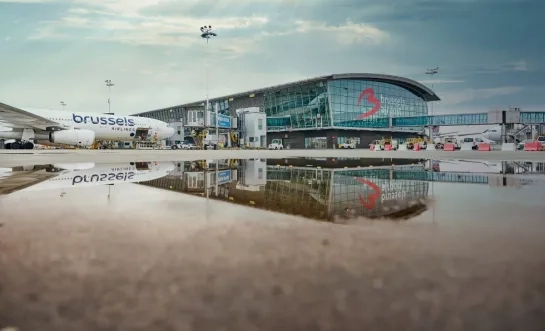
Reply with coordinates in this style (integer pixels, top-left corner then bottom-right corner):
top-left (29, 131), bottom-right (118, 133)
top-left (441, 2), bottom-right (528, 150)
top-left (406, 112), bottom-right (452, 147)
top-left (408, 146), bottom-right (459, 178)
top-left (1, 182), bottom-right (545, 331)
top-left (0, 148), bottom-right (544, 167)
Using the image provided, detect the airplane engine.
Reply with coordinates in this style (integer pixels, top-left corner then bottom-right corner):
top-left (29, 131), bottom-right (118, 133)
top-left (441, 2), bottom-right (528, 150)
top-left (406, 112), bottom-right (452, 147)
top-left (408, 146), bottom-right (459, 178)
top-left (49, 129), bottom-right (95, 147)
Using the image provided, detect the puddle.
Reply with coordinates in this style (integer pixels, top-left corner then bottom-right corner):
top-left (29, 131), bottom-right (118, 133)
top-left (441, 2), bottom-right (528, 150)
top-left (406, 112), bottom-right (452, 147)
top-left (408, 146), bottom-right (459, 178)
top-left (1, 158), bottom-right (545, 223)
top-left (1, 158), bottom-right (545, 331)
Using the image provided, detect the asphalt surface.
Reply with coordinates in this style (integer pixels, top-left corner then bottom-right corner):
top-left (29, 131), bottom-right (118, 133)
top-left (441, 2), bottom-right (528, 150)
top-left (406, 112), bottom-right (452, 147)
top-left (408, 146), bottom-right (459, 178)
top-left (1, 182), bottom-right (545, 331)
top-left (0, 148), bottom-right (544, 167)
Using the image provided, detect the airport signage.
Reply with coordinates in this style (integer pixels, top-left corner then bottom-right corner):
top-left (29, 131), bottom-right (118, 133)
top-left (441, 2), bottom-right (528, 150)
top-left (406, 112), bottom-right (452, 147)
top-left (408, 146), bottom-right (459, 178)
top-left (217, 114), bottom-right (231, 129)
top-left (380, 181), bottom-right (407, 202)
top-left (356, 88), bottom-right (408, 119)
top-left (379, 94), bottom-right (406, 117)
top-left (217, 170), bottom-right (231, 184)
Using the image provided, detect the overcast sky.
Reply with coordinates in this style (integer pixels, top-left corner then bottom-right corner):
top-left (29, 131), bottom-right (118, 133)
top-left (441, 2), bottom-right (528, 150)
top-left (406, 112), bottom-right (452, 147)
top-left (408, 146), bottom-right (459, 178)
top-left (1, 0), bottom-right (543, 122)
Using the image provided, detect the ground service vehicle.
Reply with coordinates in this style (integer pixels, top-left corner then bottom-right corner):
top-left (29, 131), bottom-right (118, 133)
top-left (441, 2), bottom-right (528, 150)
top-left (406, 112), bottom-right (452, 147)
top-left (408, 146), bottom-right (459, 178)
top-left (268, 139), bottom-right (284, 150)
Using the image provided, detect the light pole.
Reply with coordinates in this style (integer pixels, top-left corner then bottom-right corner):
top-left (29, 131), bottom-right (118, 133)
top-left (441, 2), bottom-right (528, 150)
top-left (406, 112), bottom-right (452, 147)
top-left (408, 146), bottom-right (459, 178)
top-left (200, 25), bottom-right (218, 195)
top-left (200, 25), bottom-right (217, 114)
top-left (425, 66), bottom-right (439, 225)
top-left (105, 79), bottom-right (114, 113)
top-left (60, 101), bottom-right (66, 110)
top-left (425, 66), bottom-right (439, 135)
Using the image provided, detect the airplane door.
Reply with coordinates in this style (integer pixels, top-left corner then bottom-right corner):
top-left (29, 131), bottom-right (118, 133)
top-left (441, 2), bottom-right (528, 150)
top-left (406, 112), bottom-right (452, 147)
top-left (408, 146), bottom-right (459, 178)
top-left (135, 128), bottom-right (149, 140)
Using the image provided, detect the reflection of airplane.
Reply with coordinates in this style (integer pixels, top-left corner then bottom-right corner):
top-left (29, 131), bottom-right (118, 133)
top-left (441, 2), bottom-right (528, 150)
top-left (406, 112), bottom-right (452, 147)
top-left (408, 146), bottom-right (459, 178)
top-left (425, 160), bottom-right (503, 173)
top-left (0, 102), bottom-right (175, 149)
top-left (427, 160), bottom-right (543, 175)
top-left (2, 161), bottom-right (175, 194)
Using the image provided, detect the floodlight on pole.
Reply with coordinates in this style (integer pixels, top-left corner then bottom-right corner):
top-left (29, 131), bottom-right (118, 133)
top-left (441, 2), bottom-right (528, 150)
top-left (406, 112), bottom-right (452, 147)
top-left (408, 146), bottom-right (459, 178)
top-left (200, 25), bottom-right (217, 114)
top-left (424, 66), bottom-right (439, 116)
top-left (200, 24), bottom-right (219, 197)
top-left (105, 79), bottom-right (115, 113)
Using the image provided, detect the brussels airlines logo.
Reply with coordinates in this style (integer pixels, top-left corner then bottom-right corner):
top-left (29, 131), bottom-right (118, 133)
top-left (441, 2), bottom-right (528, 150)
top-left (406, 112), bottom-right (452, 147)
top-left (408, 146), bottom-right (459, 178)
top-left (356, 88), bottom-right (381, 120)
top-left (72, 113), bottom-right (135, 126)
top-left (72, 172), bottom-right (135, 185)
top-left (355, 177), bottom-right (381, 209)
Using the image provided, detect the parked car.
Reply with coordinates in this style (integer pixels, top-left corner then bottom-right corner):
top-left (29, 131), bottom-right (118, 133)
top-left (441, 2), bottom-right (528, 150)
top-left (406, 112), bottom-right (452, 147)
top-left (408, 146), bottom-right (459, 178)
top-left (171, 141), bottom-right (196, 150)
top-left (517, 139), bottom-right (534, 150)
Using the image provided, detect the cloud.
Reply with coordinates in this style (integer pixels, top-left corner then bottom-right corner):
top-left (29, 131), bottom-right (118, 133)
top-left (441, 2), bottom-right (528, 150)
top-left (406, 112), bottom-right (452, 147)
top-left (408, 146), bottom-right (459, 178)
top-left (0, 0), bottom-right (53, 2)
top-left (25, 0), bottom-right (388, 57)
top-left (503, 60), bottom-right (528, 72)
top-left (291, 20), bottom-right (387, 45)
top-left (439, 86), bottom-right (523, 106)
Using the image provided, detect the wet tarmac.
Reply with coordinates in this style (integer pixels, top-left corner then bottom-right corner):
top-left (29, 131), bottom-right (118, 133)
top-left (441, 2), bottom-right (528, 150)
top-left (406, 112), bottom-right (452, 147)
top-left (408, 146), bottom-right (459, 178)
top-left (1, 158), bottom-right (545, 331)
top-left (1, 148), bottom-right (545, 167)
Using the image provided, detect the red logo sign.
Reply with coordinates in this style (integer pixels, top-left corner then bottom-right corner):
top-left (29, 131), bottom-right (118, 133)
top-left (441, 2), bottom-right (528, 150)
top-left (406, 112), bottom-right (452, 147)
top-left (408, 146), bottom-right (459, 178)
top-left (356, 88), bottom-right (381, 120)
top-left (355, 177), bottom-right (382, 209)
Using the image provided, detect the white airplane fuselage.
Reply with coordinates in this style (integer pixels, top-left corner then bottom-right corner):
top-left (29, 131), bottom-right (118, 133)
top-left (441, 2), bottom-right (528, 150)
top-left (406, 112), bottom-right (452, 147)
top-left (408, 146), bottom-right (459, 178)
top-left (11, 162), bottom-right (175, 193)
top-left (0, 109), bottom-right (175, 147)
top-left (434, 125), bottom-right (502, 144)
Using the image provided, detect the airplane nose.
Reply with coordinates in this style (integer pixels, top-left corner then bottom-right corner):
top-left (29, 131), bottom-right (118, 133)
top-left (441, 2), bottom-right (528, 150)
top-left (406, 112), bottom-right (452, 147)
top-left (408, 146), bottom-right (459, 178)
top-left (166, 126), bottom-right (175, 137)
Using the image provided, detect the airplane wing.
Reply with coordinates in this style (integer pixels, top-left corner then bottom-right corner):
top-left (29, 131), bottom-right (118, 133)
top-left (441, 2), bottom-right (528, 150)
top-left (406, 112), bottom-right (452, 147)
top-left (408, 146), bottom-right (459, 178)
top-left (0, 102), bottom-right (61, 129)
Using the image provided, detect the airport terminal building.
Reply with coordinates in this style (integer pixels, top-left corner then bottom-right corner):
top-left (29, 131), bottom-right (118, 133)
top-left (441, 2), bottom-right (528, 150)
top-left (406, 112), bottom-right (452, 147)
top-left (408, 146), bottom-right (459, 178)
top-left (133, 73), bottom-right (440, 149)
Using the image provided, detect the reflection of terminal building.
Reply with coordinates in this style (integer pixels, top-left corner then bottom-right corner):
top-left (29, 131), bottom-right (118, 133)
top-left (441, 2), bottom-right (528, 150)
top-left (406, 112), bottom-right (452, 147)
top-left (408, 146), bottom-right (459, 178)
top-left (139, 158), bottom-right (431, 222)
top-left (132, 73), bottom-right (439, 149)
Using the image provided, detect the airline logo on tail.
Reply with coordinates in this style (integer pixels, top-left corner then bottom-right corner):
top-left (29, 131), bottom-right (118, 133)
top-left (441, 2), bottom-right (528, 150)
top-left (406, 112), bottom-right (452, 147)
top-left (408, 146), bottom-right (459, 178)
top-left (73, 113), bottom-right (135, 126)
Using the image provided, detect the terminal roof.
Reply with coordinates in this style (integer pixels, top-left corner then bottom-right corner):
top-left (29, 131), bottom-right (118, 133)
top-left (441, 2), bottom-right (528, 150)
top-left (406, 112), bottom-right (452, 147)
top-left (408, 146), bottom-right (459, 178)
top-left (133, 73), bottom-right (440, 115)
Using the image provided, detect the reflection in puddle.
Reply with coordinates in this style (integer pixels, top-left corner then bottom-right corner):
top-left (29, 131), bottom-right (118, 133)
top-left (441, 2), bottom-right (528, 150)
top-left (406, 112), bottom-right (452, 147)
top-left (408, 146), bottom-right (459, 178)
top-left (1, 158), bottom-right (545, 223)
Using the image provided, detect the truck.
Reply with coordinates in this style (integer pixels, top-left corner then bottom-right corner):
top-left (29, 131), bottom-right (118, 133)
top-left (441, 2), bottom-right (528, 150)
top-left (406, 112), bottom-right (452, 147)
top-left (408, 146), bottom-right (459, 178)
top-left (202, 133), bottom-right (228, 150)
top-left (338, 138), bottom-right (357, 149)
top-left (268, 138), bottom-right (284, 150)
top-left (369, 138), bottom-right (399, 150)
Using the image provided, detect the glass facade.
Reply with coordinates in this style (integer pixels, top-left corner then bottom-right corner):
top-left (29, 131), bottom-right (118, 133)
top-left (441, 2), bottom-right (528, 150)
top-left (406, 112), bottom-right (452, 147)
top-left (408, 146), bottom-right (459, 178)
top-left (264, 81), bottom-right (331, 130)
top-left (328, 79), bottom-right (428, 128)
top-left (137, 77), bottom-right (430, 132)
top-left (139, 107), bottom-right (183, 123)
top-left (304, 137), bottom-right (327, 149)
top-left (263, 78), bottom-right (428, 130)
top-left (215, 99), bottom-right (229, 115)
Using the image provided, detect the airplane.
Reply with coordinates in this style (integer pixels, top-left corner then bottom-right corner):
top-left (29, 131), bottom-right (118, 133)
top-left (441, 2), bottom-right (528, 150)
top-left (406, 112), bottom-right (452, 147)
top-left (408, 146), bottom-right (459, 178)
top-left (433, 125), bottom-right (502, 143)
top-left (1, 161), bottom-right (175, 195)
top-left (0, 102), bottom-right (175, 149)
top-left (425, 67), bottom-right (439, 75)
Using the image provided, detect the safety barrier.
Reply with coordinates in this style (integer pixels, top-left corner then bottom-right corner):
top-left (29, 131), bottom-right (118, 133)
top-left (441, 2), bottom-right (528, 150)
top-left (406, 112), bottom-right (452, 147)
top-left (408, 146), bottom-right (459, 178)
top-left (413, 144), bottom-right (421, 151)
top-left (398, 143), bottom-right (407, 151)
top-left (426, 144), bottom-right (436, 151)
top-left (477, 143), bottom-right (491, 151)
top-left (524, 141), bottom-right (542, 151)
top-left (373, 144), bottom-right (381, 151)
top-left (384, 144), bottom-right (392, 151)
top-left (443, 143), bottom-right (456, 151)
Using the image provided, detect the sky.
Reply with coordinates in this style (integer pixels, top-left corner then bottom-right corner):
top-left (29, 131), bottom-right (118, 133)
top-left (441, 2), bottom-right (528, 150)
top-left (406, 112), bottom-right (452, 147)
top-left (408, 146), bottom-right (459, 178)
top-left (1, 0), bottom-right (544, 132)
